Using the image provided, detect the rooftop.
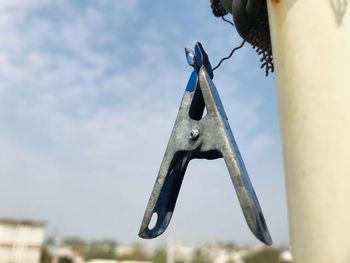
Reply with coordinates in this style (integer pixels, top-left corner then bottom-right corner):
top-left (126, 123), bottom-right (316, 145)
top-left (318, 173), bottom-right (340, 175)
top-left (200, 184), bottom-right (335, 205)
top-left (0, 218), bottom-right (45, 227)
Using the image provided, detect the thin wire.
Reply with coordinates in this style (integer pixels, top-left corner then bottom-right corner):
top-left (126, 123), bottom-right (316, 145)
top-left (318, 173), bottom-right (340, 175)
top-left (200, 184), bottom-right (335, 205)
top-left (221, 15), bottom-right (234, 27)
top-left (212, 40), bottom-right (246, 71)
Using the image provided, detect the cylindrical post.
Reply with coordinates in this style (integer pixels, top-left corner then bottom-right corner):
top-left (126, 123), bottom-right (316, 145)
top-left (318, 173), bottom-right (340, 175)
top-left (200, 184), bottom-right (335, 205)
top-left (267, 1), bottom-right (350, 262)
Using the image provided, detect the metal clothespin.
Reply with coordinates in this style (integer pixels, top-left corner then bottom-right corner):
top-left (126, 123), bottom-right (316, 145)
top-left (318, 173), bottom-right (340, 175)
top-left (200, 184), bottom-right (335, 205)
top-left (139, 42), bottom-right (272, 245)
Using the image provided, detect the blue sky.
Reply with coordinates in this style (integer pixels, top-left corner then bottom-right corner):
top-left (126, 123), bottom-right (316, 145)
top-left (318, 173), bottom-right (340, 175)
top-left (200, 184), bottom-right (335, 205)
top-left (0, 0), bottom-right (288, 247)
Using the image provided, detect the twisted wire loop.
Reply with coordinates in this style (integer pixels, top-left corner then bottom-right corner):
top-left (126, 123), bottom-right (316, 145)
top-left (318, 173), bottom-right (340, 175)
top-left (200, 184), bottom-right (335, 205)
top-left (210, 0), bottom-right (244, 72)
top-left (212, 40), bottom-right (245, 71)
top-left (210, 0), bottom-right (228, 17)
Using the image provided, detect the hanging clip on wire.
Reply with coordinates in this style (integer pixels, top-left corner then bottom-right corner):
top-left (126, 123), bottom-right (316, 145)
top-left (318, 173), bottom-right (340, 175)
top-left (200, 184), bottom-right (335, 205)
top-left (139, 42), bottom-right (272, 245)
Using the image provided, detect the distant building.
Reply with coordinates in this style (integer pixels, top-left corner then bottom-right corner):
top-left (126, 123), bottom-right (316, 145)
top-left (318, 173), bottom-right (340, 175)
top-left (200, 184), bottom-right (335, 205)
top-left (279, 250), bottom-right (293, 262)
top-left (168, 243), bottom-right (194, 263)
top-left (115, 245), bottom-right (134, 257)
top-left (0, 218), bottom-right (45, 263)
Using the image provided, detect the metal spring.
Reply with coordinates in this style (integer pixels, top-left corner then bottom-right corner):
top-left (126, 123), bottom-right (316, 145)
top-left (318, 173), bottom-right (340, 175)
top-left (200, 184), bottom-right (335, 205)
top-left (245, 3), bottom-right (274, 76)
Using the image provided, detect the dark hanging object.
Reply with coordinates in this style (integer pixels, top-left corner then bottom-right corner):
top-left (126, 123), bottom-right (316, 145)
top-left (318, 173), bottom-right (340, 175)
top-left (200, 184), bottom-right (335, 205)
top-left (210, 0), bottom-right (228, 17)
top-left (211, 0), bottom-right (274, 76)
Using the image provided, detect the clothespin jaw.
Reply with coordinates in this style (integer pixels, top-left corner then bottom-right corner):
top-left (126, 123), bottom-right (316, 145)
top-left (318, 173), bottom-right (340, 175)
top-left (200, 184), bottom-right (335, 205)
top-left (139, 42), bottom-right (272, 245)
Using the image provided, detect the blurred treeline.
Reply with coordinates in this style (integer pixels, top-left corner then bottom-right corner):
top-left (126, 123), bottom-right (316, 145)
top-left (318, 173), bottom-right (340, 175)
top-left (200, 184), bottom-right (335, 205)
top-left (40, 238), bottom-right (290, 263)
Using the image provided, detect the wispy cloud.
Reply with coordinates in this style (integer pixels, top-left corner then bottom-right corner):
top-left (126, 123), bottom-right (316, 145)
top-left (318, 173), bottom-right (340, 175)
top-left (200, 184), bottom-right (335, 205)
top-left (0, 0), bottom-right (287, 245)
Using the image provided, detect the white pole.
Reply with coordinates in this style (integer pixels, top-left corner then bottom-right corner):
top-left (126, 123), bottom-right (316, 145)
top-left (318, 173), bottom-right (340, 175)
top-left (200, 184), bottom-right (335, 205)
top-left (267, 1), bottom-right (350, 262)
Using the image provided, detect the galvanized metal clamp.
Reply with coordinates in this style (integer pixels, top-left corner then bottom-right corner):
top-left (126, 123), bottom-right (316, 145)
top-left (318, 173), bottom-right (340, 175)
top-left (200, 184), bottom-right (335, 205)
top-left (139, 42), bottom-right (272, 245)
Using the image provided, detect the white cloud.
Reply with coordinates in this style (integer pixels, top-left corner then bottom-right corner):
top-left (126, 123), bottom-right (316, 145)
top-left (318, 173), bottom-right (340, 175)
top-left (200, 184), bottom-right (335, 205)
top-left (0, 0), bottom-right (287, 245)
